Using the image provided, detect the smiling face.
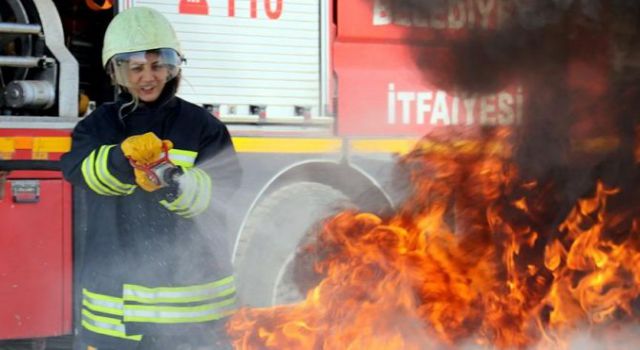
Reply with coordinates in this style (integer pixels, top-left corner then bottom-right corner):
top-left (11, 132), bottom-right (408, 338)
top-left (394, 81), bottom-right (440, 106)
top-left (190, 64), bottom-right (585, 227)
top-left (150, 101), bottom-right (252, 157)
top-left (109, 48), bottom-right (183, 102)
top-left (125, 52), bottom-right (169, 102)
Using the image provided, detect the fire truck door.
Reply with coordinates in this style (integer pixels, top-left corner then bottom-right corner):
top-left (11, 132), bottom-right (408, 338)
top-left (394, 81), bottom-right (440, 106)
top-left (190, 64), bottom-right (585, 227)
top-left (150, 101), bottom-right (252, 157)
top-left (0, 175), bottom-right (72, 340)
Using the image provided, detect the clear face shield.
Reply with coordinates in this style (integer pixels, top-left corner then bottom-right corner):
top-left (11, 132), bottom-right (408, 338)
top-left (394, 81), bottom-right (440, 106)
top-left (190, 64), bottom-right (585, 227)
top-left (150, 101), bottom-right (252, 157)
top-left (107, 48), bottom-right (183, 92)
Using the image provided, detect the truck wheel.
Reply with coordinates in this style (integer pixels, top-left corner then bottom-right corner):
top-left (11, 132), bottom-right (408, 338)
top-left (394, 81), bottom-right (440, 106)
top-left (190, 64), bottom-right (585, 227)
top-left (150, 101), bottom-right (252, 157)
top-left (234, 182), bottom-right (354, 307)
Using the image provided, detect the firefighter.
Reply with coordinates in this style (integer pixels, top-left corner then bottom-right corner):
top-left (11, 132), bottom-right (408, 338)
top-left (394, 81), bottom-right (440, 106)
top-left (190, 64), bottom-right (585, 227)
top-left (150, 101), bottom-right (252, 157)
top-left (60, 6), bottom-right (241, 350)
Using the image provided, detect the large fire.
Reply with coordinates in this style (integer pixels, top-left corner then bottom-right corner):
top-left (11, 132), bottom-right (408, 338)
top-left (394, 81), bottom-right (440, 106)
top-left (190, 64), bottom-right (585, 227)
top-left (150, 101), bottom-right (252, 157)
top-left (227, 129), bottom-right (640, 349)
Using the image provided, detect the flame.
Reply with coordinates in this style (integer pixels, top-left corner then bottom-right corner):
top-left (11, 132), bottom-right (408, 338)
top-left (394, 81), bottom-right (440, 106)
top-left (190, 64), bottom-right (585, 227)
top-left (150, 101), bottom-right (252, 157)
top-left (227, 129), bottom-right (640, 349)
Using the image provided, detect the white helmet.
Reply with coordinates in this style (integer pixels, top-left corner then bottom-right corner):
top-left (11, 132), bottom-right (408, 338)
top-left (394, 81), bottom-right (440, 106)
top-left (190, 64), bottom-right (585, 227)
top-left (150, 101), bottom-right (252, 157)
top-left (102, 7), bottom-right (184, 87)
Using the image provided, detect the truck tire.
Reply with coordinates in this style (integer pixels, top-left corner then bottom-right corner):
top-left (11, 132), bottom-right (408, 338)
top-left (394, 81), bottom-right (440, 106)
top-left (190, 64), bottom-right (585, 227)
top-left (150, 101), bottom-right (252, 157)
top-left (234, 182), bottom-right (354, 307)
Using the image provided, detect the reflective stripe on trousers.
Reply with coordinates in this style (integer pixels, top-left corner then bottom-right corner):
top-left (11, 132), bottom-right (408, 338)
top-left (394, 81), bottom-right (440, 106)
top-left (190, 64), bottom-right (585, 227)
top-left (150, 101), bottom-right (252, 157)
top-left (81, 288), bottom-right (142, 341)
top-left (123, 276), bottom-right (237, 324)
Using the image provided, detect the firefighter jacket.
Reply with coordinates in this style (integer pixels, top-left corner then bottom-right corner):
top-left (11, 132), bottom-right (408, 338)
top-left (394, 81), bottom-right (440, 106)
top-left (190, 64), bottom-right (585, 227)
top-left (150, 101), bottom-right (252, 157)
top-left (61, 90), bottom-right (242, 349)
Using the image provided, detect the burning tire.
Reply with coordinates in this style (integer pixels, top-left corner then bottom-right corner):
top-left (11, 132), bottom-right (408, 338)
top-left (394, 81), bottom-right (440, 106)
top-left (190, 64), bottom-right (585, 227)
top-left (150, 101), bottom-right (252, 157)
top-left (234, 182), bottom-right (354, 307)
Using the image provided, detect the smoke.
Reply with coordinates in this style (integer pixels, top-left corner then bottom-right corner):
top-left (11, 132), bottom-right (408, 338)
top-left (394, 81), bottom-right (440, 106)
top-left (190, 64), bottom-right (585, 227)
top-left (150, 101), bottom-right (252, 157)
top-left (563, 325), bottom-right (640, 350)
top-left (452, 324), bottom-right (640, 349)
top-left (469, 324), bottom-right (640, 349)
top-left (373, 0), bottom-right (640, 205)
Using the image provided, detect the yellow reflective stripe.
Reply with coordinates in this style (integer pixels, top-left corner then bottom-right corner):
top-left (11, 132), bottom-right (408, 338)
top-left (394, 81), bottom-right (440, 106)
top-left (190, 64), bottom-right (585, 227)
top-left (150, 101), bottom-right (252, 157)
top-left (232, 137), bottom-right (342, 153)
top-left (182, 168), bottom-right (211, 218)
top-left (96, 145), bottom-right (136, 195)
top-left (81, 150), bottom-right (119, 196)
top-left (159, 189), bottom-right (190, 212)
top-left (83, 288), bottom-right (123, 303)
top-left (168, 149), bottom-right (197, 168)
top-left (82, 288), bottom-right (124, 316)
top-left (123, 297), bottom-right (237, 323)
top-left (0, 138), bottom-right (13, 154)
top-left (83, 299), bottom-right (123, 316)
top-left (0, 137), bottom-right (71, 153)
top-left (161, 168), bottom-right (212, 218)
top-left (187, 168), bottom-right (212, 217)
top-left (82, 309), bottom-right (142, 341)
top-left (172, 169), bottom-right (199, 212)
top-left (33, 137), bottom-right (72, 153)
top-left (124, 283), bottom-right (235, 304)
top-left (82, 309), bottom-right (122, 326)
top-left (123, 276), bottom-right (235, 303)
top-left (159, 168), bottom-right (198, 213)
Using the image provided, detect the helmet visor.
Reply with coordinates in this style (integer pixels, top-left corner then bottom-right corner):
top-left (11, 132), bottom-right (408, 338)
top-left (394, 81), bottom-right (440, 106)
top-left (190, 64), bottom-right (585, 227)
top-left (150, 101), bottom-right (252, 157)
top-left (109, 48), bottom-right (183, 88)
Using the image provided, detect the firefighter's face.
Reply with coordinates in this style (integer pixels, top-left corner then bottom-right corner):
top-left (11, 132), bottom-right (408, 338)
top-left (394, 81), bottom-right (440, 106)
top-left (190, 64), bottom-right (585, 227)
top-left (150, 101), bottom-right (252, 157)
top-left (126, 52), bottom-right (169, 102)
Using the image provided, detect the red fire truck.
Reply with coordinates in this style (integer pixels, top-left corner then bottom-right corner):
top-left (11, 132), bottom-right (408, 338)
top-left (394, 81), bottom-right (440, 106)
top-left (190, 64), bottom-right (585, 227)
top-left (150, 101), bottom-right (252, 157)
top-left (0, 0), bottom-right (628, 348)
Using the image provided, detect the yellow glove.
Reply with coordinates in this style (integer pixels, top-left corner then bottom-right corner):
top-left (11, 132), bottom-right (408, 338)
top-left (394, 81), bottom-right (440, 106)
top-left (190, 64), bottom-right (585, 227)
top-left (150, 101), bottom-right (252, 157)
top-left (133, 168), bottom-right (161, 192)
top-left (121, 132), bottom-right (173, 165)
top-left (121, 132), bottom-right (174, 192)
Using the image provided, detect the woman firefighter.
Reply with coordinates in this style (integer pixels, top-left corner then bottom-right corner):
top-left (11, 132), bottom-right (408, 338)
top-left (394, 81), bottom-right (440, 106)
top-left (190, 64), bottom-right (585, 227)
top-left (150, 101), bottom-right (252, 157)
top-left (61, 6), bottom-right (242, 350)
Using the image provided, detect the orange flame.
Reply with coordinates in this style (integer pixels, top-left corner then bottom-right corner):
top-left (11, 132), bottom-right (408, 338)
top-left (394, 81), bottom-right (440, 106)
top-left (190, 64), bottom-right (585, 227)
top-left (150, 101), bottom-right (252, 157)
top-left (227, 129), bottom-right (640, 349)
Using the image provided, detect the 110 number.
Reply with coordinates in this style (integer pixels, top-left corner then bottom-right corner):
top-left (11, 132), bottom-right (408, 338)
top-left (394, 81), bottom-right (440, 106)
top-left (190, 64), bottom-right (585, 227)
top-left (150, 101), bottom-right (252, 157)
top-left (228, 0), bottom-right (283, 19)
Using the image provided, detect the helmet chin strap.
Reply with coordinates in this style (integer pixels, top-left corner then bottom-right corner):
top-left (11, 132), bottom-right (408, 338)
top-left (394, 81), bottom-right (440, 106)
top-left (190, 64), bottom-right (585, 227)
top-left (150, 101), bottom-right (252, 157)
top-left (118, 96), bottom-right (138, 120)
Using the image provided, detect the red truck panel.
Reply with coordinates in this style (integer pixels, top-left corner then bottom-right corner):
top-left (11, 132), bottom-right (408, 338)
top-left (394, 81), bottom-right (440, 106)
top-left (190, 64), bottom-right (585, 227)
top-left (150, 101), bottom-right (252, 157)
top-left (334, 40), bottom-right (523, 137)
top-left (337, 0), bottom-right (508, 43)
top-left (0, 175), bottom-right (72, 339)
top-left (334, 0), bottom-right (523, 137)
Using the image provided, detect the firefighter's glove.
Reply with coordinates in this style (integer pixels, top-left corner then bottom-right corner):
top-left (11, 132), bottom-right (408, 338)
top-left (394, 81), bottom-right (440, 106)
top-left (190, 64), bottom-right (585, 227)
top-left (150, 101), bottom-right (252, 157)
top-left (121, 132), bottom-right (173, 192)
top-left (121, 132), bottom-right (173, 165)
top-left (133, 168), bottom-right (161, 192)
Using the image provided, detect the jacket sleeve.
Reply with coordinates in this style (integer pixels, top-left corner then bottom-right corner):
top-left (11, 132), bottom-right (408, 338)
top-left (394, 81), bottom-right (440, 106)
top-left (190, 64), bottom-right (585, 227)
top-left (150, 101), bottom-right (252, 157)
top-left (159, 117), bottom-right (242, 218)
top-left (60, 110), bottom-right (137, 196)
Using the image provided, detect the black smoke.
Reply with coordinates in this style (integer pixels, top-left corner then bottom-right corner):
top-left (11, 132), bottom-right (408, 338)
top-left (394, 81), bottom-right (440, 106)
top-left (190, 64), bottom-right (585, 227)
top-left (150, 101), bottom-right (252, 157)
top-left (378, 0), bottom-right (640, 201)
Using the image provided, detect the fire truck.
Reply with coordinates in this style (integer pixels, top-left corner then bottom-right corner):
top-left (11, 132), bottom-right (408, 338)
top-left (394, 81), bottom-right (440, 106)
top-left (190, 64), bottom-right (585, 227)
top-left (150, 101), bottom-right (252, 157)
top-left (1, 0), bottom-right (632, 348)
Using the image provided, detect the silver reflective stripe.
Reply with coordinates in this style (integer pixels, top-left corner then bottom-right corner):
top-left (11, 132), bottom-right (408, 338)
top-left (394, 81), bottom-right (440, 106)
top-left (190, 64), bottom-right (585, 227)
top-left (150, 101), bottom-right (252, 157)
top-left (83, 297), bottom-right (124, 316)
top-left (123, 297), bottom-right (237, 323)
top-left (123, 282), bottom-right (234, 303)
top-left (82, 311), bottom-right (126, 333)
top-left (159, 167), bottom-right (208, 217)
top-left (171, 169), bottom-right (198, 211)
top-left (182, 168), bottom-right (212, 218)
top-left (123, 277), bottom-right (235, 303)
top-left (168, 149), bottom-right (197, 167)
top-left (82, 309), bottom-right (142, 341)
top-left (82, 288), bottom-right (124, 315)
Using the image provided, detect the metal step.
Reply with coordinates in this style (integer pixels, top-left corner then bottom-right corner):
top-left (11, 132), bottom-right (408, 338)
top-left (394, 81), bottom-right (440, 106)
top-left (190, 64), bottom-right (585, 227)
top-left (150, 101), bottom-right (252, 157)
top-left (0, 336), bottom-right (74, 350)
